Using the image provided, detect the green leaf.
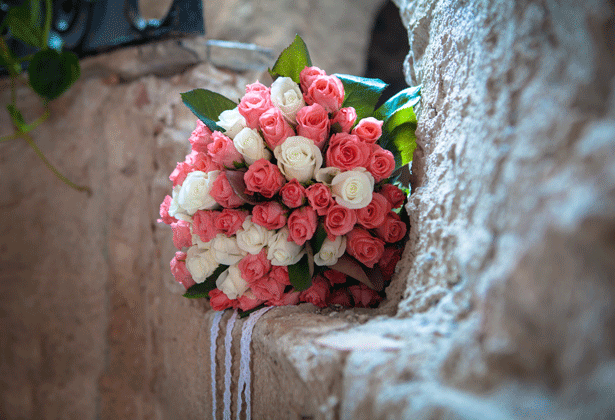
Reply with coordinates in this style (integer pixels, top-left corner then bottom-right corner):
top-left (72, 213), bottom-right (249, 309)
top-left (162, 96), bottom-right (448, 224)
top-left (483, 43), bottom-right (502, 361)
top-left (239, 304), bottom-right (266, 318)
top-left (6, 105), bottom-right (26, 131)
top-left (335, 74), bottom-right (388, 121)
top-left (0, 43), bottom-right (21, 76)
top-left (6, 1), bottom-right (44, 48)
top-left (268, 34), bottom-right (312, 83)
top-left (180, 89), bottom-right (237, 132)
top-left (288, 254), bottom-right (312, 291)
top-left (379, 121), bottom-right (418, 170)
top-left (183, 264), bottom-right (229, 299)
top-left (382, 104), bottom-right (417, 135)
top-left (310, 224), bottom-right (327, 254)
top-left (28, 50), bottom-right (80, 100)
top-left (373, 85), bottom-right (421, 121)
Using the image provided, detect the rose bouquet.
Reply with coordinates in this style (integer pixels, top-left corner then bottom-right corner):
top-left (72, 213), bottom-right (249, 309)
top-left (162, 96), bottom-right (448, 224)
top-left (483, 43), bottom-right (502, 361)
top-left (158, 35), bottom-right (420, 315)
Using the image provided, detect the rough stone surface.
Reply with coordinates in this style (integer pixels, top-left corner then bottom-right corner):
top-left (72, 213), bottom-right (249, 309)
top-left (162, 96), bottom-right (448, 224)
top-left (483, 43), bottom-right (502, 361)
top-left (2, 0), bottom-right (615, 419)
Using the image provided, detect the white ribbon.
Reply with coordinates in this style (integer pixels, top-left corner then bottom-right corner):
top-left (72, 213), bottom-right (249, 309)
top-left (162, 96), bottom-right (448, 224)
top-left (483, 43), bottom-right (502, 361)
top-left (236, 307), bottom-right (273, 420)
top-left (210, 311), bottom-right (224, 420)
top-left (223, 310), bottom-right (238, 420)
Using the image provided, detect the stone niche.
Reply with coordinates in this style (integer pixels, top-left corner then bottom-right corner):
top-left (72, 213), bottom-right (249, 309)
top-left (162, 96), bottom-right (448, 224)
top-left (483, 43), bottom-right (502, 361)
top-left (1, 0), bottom-right (615, 419)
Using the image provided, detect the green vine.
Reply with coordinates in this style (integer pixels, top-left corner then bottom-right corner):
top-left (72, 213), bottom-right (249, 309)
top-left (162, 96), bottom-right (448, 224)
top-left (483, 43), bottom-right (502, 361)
top-left (1, 0), bottom-right (90, 194)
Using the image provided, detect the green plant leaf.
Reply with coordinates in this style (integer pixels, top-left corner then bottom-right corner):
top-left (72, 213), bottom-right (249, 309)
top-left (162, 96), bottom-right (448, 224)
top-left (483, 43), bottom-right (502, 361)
top-left (180, 89), bottom-right (237, 132)
top-left (6, 1), bottom-right (44, 48)
top-left (268, 34), bottom-right (312, 83)
top-left (6, 104), bottom-right (26, 131)
top-left (28, 49), bottom-right (80, 100)
top-left (335, 74), bottom-right (388, 121)
top-left (379, 121), bottom-right (418, 170)
top-left (239, 303), bottom-right (266, 318)
top-left (382, 104), bottom-right (417, 135)
top-left (373, 85), bottom-right (421, 122)
top-left (0, 43), bottom-right (21, 76)
top-left (288, 254), bottom-right (312, 291)
top-left (183, 264), bottom-right (229, 299)
top-left (310, 224), bottom-right (327, 254)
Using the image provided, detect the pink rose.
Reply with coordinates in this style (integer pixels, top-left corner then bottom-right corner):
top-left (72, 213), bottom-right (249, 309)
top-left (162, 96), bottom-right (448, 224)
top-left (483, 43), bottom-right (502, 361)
top-left (238, 90), bottom-right (273, 129)
top-left (193, 210), bottom-right (220, 243)
top-left (351, 117), bottom-right (383, 144)
top-left (262, 266), bottom-right (294, 305)
top-left (215, 209), bottom-right (248, 236)
top-left (259, 107), bottom-right (295, 149)
top-left (189, 120), bottom-right (213, 153)
top-left (300, 66), bottom-right (326, 95)
top-left (171, 220), bottom-right (192, 249)
top-left (250, 276), bottom-right (286, 301)
top-left (306, 75), bottom-right (345, 112)
top-left (326, 133), bottom-right (371, 171)
top-left (349, 284), bottom-right (382, 307)
top-left (270, 265), bottom-right (291, 286)
top-left (169, 161), bottom-right (192, 187)
top-left (324, 203), bottom-right (357, 240)
top-left (158, 195), bottom-right (177, 225)
top-left (210, 171), bottom-right (245, 208)
top-left (378, 246), bottom-right (403, 280)
top-left (238, 249), bottom-right (272, 285)
top-left (368, 144), bottom-right (395, 182)
top-left (375, 211), bottom-right (407, 243)
top-left (251, 201), bottom-right (287, 230)
top-left (356, 193), bottom-right (391, 229)
top-left (209, 288), bottom-right (235, 311)
top-left (380, 184), bottom-right (406, 209)
top-left (208, 131), bottom-right (243, 168)
top-left (330, 107), bottom-right (357, 133)
top-left (279, 179), bottom-right (306, 208)
top-left (346, 227), bottom-right (385, 268)
top-left (299, 276), bottom-right (330, 308)
top-left (267, 290), bottom-right (300, 307)
top-left (245, 81), bottom-right (269, 94)
top-left (244, 159), bottom-right (285, 198)
top-left (324, 269), bottom-right (347, 285)
top-left (328, 289), bottom-right (352, 307)
top-left (170, 251), bottom-right (195, 289)
top-left (287, 206), bottom-right (317, 246)
top-left (296, 103), bottom-right (330, 148)
top-left (237, 291), bottom-right (265, 311)
top-left (185, 151), bottom-right (221, 173)
top-left (305, 183), bottom-right (334, 216)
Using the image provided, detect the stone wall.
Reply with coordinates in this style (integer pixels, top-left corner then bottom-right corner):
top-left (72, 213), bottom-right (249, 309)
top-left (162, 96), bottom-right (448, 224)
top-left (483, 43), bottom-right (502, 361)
top-left (1, 0), bottom-right (615, 419)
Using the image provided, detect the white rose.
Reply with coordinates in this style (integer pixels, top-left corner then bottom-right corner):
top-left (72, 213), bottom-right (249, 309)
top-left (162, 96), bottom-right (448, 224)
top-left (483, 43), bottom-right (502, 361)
top-left (178, 170), bottom-right (221, 215)
top-left (168, 185), bottom-right (182, 218)
top-left (236, 216), bottom-right (274, 254)
top-left (233, 127), bottom-right (272, 165)
top-left (186, 245), bottom-right (218, 283)
top-left (314, 167), bottom-right (341, 185)
top-left (274, 136), bottom-right (323, 183)
top-left (267, 226), bottom-right (305, 266)
top-left (217, 107), bottom-right (246, 139)
top-left (270, 77), bottom-right (305, 124)
top-left (192, 233), bottom-right (212, 250)
top-left (211, 234), bottom-right (247, 265)
top-left (216, 264), bottom-right (249, 299)
top-left (330, 168), bottom-right (374, 209)
top-left (314, 235), bottom-right (347, 266)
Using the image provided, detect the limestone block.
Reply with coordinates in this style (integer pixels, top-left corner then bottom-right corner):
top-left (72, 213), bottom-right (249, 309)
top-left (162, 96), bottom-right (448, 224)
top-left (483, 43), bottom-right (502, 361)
top-left (334, 0), bottom-right (615, 418)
